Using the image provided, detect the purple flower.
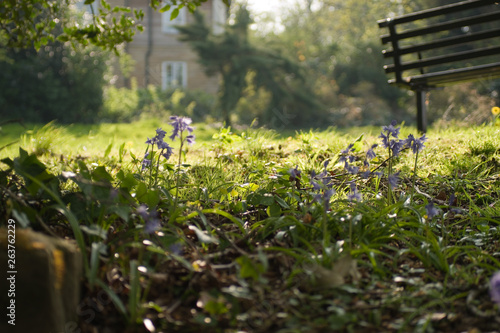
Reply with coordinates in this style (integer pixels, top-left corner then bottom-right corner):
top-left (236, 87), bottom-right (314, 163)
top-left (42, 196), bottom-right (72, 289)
top-left (341, 143), bottom-right (354, 154)
top-left (186, 134), bottom-right (196, 145)
top-left (169, 116), bottom-right (194, 143)
top-left (145, 137), bottom-right (155, 145)
top-left (382, 120), bottom-right (400, 138)
top-left (289, 165), bottom-right (301, 181)
top-left (379, 132), bottom-right (389, 149)
top-left (137, 205), bottom-right (161, 234)
top-left (141, 152), bottom-right (152, 170)
top-left (310, 180), bottom-right (321, 191)
top-left (490, 271), bottom-right (500, 305)
top-left (413, 134), bottom-right (427, 154)
top-left (315, 188), bottom-right (335, 211)
top-left (380, 121), bottom-right (405, 157)
top-left (156, 128), bottom-right (167, 140)
top-left (388, 172), bottom-right (400, 188)
top-left (347, 182), bottom-right (362, 202)
top-left (136, 204), bottom-right (149, 220)
top-left (144, 218), bottom-right (161, 234)
top-left (391, 139), bottom-right (405, 157)
top-left (425, 202), bottom-right (439, 219)
top-left (366, 144), bottom-right (377, 160)
top-left (405, 133), bottom-right (427, 154)
top-left (162, 145), bottom-right (174, 160)
top-left (345, 163), bottom-right (359, 175)
top-left (448, 193), bottom-right (456, 207)
top-left (169, 243), bottom-right (183, 256)
top-left (310, 167), bottom-right (333, 191)
top-left (157, 139), bottom-right (170, 150)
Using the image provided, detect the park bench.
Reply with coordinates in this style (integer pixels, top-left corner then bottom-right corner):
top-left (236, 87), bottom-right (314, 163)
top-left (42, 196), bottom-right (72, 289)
top-left (378, 0), bottom-right (500, 132)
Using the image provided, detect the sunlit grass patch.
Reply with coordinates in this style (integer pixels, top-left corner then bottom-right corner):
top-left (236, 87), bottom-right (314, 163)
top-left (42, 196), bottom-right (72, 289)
top-left (2, 121), bottom-right (500, 331)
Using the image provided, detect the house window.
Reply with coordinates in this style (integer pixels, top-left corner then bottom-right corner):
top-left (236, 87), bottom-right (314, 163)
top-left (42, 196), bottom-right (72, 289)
top-left (161, 3), bottom-right (187, 34)
top-left (212, 0), bottom-right (227, 35)
top-left (162, 61), bottom-right (187, 90)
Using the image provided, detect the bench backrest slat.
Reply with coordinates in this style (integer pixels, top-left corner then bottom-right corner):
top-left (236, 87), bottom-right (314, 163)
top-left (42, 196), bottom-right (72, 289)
top-left (378, 0), bottom-right (498, 27)
top-left (383, 28), bottom-right (500, 58)
top-left (385, 45), bottom-right (500, 74)
top-left (381, 11), bottom-right (500, 44)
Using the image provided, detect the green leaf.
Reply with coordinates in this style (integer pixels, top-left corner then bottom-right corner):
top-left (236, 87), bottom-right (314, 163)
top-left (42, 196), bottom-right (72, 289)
top-left (118, 142), bottom-right (126, 162)
top-left (351, 134), bottom-right (365, 152)
top-left (117, 170), bottom-right (138, 190)
top-left (109, 205), bottom-right (131, 223)
top-left (266, 203), bottom-right (281, 217)
top-left (89, 242), bottom-right (104, 287)
top-left (159, 4), bottom-right (171, 13)
top-left (236, 256), bottom-right (265, 282)
top-left (274, 195), bottom-right (290, 209)
top-left (135, 182), bottom-right (160, 208)
top-left (81, 225), bottom-right (108, 240)
top-left (104, 143), bottom-right (113, 158)
top-left (91, 165), bottom-right (113, 183)
top-left (188, 225), bottom-right (219, 244)
top-left (170, 8), bottom-right (180, 20)
top-left (13, 148), bottom-right (58, 195)
top-left (259, 193), bottom-right (275, 206)
top-left (96, 280), bottom-right (128, 317)
top-left (128, 260), bottom-right (141, 325)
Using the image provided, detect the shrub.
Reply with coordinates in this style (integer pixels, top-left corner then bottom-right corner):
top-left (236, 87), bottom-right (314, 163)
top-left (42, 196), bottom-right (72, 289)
top-left (0, 43), bottom-right (111, 123)
top-left (100, 85), bottom-right (216, 123)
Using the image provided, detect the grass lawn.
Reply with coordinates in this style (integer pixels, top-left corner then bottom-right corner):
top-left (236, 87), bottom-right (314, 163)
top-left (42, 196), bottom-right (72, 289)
top-left (2, 119), bottom-right (500, 332)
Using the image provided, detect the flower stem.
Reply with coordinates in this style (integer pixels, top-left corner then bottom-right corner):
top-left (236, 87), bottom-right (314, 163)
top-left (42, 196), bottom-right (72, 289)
top-left (410, 151), bottom-right (419, 202)
top-left (174, 133), bottom-right (184, 206)
top-left (387, 147), bottom-right (393, 205)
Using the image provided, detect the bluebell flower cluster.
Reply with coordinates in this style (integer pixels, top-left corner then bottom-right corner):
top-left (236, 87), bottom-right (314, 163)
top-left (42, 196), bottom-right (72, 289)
top-left (142, 116), bottom-right (196, 173)
top-left (143, 127), bottom-right (174, 169)
top-left (310, 161), bottom-right (333, 190)
top-left (388, 171), bottom-right (400, 188)
top-left (379, 120), bottom-right (427, 157)
top-left (169, 116), bottom-right (195, 145)
top-left (347, 182), bottom-right (362, 202)
top-left (335, 120), bottom-right (429, 206)
top-left (142, 152), bottom-right (152, 171)
top-left (339, 144), bottom-right (359, 175)
top-left (288, 165), bottom-right (301, 182)
top-left (405, 133), bottom-right (427, 154)
top-left (425, 202), bottom-right (439, 219)
top-left (339, 142), bottom-right (380, 179)
top-left (490, 271), bottom-right (500, 305)
top-left (137, 204), bottom-right (161, 234)
top-left (308, 161), bottom-right (336, 211)
top-left (379, 120), bottom-right (405, 158)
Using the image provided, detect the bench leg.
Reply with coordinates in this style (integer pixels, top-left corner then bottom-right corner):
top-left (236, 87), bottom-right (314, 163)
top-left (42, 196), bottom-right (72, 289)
top-left (416, 90), bottom-right (427, 133)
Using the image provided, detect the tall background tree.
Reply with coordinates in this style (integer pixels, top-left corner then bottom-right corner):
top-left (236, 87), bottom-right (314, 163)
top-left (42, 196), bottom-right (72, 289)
top-left (177, 5), bottom-right (322, 127)
top-left (246, 0), bottom-right (499, 127)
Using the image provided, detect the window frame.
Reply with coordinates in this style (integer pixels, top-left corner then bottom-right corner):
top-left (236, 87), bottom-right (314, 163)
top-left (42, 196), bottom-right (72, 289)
top-left (161, 61), bottom-right (187, 90)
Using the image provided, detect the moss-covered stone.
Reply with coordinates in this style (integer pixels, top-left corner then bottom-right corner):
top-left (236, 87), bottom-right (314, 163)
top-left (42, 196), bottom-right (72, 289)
top-left (0, 228), bottom-right (82, 333)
